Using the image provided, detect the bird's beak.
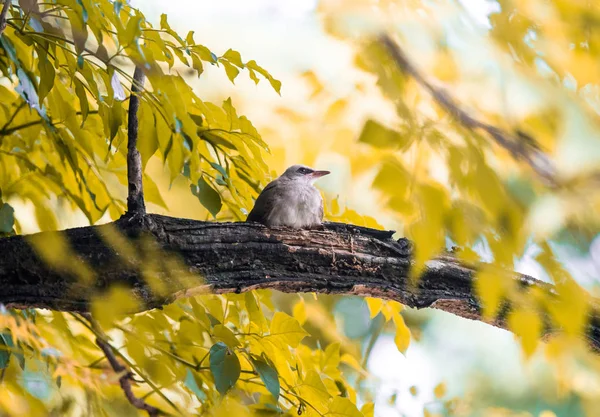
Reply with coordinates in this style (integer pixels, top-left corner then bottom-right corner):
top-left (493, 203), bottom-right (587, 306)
top-left (311, 170), bottom-right (330, 178)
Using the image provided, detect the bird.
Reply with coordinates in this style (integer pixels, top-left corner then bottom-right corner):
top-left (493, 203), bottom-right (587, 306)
top-left (246, 164), bottom-right (330, 228)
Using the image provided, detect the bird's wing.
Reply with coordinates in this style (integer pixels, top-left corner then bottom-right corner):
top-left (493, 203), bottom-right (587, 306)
top-left (246, 180), bottom-right (280, 224)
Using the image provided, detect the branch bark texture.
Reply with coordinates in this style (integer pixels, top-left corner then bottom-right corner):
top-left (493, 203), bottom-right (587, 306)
top-left (126, 66), bottom-right (146, 216)
top-left (0, 214), bottom-right (599, 351)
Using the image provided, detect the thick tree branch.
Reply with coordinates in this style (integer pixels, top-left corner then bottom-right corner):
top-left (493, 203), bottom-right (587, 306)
top-left (0, 214), bottom-right (598, 351)
top-left (379, 35), bottom-right (557, 187)
top-left (0, 0), bottom-right (10, 37)
top-left (82, 313), bottom-right (161, 417)
top-left (126, 66), bottom-right (146, 216)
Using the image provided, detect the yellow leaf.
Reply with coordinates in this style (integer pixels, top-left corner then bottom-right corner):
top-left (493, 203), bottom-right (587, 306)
top-left (433, 382), bottom-right (446, 399)
top-left (293, 298), bottom-right (307, 325)
top-left (474, 267), bottom-right (506, 320)
top-left (432, 50), bottom-right (459, 82)
top-left (325, 99), bottom-right (348, 122)
top-left (381, 300), bottom-right (403, 322)
top-left (365, 297), bottom-right (383, 319)
top-left (361, 402), bottom-right (375, 417)
top-left (203, 297), bottom-right (225, 323)
top-left (508, 308), bottom-right (541, 358)
top-left (392, 313), bottom-right (411, 354)
top-left (266, 312), bottom-right (309, 348)
top-left (327, 397), bottom-right (362, 417)
top-left (213, 324), bottom-right (241, 348)
top-left (296, 370), bottom-right (331, 414)
top-left (90, 286), bottom-right (141, 330)
top-left (322, 343), bottom-right (341, 376)
top-left (358, 119), bottom-right (408, 149)
top-left (245, 292), bottom-right (267, 333)
top-left (143, 174), bottom-right (168, 209)
top-left (340, 353), bottom-right (362, 372)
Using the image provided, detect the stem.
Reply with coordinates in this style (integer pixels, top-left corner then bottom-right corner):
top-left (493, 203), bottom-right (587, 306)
top-left (80, 314), bottom-right (162, 417)
top-left (126, 66), bottom-right (146, 216)
top-left (378, 35), bottom-right (557, 186)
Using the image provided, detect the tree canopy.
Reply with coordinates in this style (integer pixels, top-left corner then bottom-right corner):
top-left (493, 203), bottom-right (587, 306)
top-left (0, 0), bottom-right (599, 416)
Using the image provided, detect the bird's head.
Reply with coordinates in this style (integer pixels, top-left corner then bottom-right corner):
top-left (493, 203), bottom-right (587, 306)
top-left (281, 164), bottom-right (330, 184)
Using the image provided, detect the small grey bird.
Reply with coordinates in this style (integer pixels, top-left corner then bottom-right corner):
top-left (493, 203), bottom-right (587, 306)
top-left (246, 164), bottom-right (330, 228)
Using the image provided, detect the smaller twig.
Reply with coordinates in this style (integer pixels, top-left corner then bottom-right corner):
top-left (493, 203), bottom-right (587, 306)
top-left (81, 313), bottom-right (161, 417)
top-left (126, 66), bottom-right (146, 216)
top-left (0, 0), bottom-right (10, 37)
top-left (0, 101), bottom-right (26, 132)
top-left (379, 34), bottom-right (558, 187)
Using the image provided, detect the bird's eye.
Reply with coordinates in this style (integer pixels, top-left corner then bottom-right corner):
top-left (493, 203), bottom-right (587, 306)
top-left (298, 168), bottom-right (309, 174)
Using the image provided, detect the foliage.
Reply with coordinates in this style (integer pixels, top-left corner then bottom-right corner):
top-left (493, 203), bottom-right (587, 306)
top-left (0, 0), bottom-right (279, 229)
top-left (0, 0), bottom-right (599, 416)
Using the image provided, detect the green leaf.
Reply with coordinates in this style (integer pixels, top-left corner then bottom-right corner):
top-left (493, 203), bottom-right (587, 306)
top-left (358, 119), bottom-right (406, 149)
top-left (191, 177), bottom-right (222, 218)
top-left (0, 203), bottom-right (15, 233)
top-left (209, 342), bottom-right (241, 395)
top-left (0, 332), bottom-right (14, 369)
top-left (210, 162), bottom-right (228, 179)
top-left (251, 358), bottom-right (280, 400)
top-left (184, 369), bottom-right (207, 400)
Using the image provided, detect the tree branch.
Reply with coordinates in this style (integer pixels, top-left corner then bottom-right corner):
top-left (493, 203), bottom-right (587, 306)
top-left (126, 66), bottom-right (146, 216)
top-left (82, 313), bottom-right (161, 417)
top-left (0, 213), bottom-right (598, 351)
top-left (379, 35), bottom-right (557, 187)
top-left (0, 0), bottom-right (10, 37)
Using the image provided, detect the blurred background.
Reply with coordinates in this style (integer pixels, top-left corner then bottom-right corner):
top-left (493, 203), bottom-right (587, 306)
top-left (3, 0), bottom-right (600, 415)
top-left (113, 1), bottom-right (598, 416)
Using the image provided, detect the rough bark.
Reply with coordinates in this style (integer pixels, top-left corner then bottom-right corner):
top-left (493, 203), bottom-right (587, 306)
top-left (126, 66), bottom-right (146, 216)
top-left (0, 213), bottom-right (599, 351)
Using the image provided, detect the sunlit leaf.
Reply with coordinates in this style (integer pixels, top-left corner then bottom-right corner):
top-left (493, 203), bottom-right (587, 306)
top-left (213, 324), bottom-right (241, 348)
top-left (265, 312), bottom-right (309, 349)
top-left (508, 308), bottom-right (541, 358)
top-left (392, 313), bottom-right (411, 354)
top-left (358, 119), bottom-right (408, 149)
top-left (327, 397), bottom-right (362, 417)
